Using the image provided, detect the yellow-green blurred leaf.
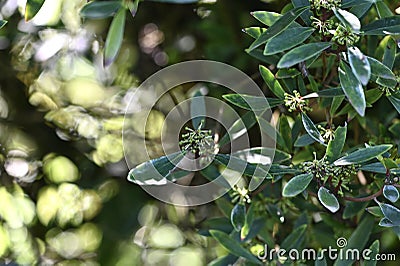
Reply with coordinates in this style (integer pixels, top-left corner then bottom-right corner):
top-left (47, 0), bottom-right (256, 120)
top-left (25, 0), bottom-right (46, 21)
top-left (104, 8), bottom-right (126, 66)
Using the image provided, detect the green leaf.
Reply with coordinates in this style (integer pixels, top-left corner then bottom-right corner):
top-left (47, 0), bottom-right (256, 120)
top-left (80, 1), bottom-right (122, 19)
top-left (25, 0), bottom-right (45, 21)
top-left (347, 1), bottom-right (373, 17)
top-left (362, 16), bottom-right (400, 35)
top-left (334, 144), bottom-right (392, 166)
top-left (214, 154), bottom-right (270, 179)
top-left (348, 47), bottom-right (371, 85)
top-left (388, 94), bottom-right (400, 114)
top-left (264, 27), bottom-right (314, 55)
top-left (246, 49), bottom-right (280, 65)
top-left (291, 0), bottom-right (312, 25)
top-left (364, 240), bottom-right (379, 266)
top-left (366, 206), bottom-right (384, 217)
top-left (199, 217), bottom-right (233, 236)
top-left (219, 112), bottom-right (257, 147)
top-left (251, 11), bottom-right (281, 26)
top-left (0, 20), bottom-right (7, 29)
top-left (367, 56), bottom-right (397, 88)
top-left (379, 217), bottom-right (396, 227)
top-left (215, 198), bottom-right (233, 218)
top-left (325, 124), bottom-right (347, 163)
top-left (209, 230), bottom-right (262, 264)
top-left (259, 65), bottom-right (286, 99)
top-left (242, 27), bottom-right (265, 39)
top-left (303, 87), bottom-right (344, 98)
top-left (127, 152), bottom-right (188, 185)
top-left (338, 61), bottom-right (366, 116)
top-left (231, 203), bottom-right (246, 231)
top-left (249, 6), bottom-right (309, 51)
top-left (383, 185), bottom-right (399, 203)
top-left (375, 1), bottom-right (393, 18)
top-left (383, 37), bottom-right (396, 69)
top-left (330, 96), bottom-right (345, 115)
top-left (277, 42), bottom-right (331, 68)
top-left (191, 89), bottom-right (206, 129)
top-left (281, 224), bottom-right (307, 250)
top-left (379, 203), bottom-right (400, 226)
top-left (360, 162), bottom-right (386, 174)
top-left (294, 134), bottom-right (315, 147)
top-left (318, 187), bottom-right (340, 213)
top-left (232, 147), bottom-right (289, 164)
top-left (282, 173), bottom-right (313, 197)
top-left (104, 8), bottom-right (126, 67)
top-left (301, 112), bottom-right (325, 144)
top-left (223, 94), bottom-right (278, 111)
top-left (333, 216), bottom-right (375, 266)
top-left (342, 200), bottom-right (368, 219)
top-left (276, 68), bottom-right (301, 78)
top-left (240, 203), bottom-right (255, 240)
top-left (333, 8), bottom-right (361, 32)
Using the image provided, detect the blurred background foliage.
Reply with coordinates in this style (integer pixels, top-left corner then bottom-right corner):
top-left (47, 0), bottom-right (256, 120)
top-left (0, 0), bottom-right (286, 264)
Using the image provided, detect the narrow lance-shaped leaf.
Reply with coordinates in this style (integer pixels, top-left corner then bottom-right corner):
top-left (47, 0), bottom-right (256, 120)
top-left (318, 187), bottom-right (340, 213)
top-left (291, 0), bottom-right (312, 25)
top-left (249, 6), bottom-right (309, 51)
top-left (362, 16), bottom-right (400, 35)
top-left (367, 56), bottom-right (397, 88)
top-left (349, 1), bottom-right (373, 18)
top-left (277, 42), bottom-right (331, 68)
top-left (333, 8), bottom-right (361, 32)
top-left (378, 203), bottom-right (400, 226)
top-left (282, 173), bottom-right (313, 197)
top-left (191, 88), bottom-right (206, 129)
top-left (280, 224), bottom-right (307, 250)
top-left (301, 112), bottom-right (325, 144)
top-left (338, 61), bottom-right (366, 117)
top-left (223, 94), bottom-right (274, 111)
top-left (219, 111), bottom-right (257, 147)
top-left (264, 27), bottom-right (315, 55)
top-left (231, 203), bottom-right (246, 231)
top-left (80, 1), bottom-right (122, 19)
top-left (251, 11), bottom-right (281, 26)
top-left (25, 0), bottom-right (45, 21)
top-left (334, 144), bottom-right (392, 166)
top-left (303, 87), bottom-right (344, 99)
top-left (0, 20), bottom-right (7, 29)
top-left (333, 216), bottom-right (375, 266)
top-left (325, 124), bottom-right (347, 163)
top-left (348, 47), bottom-right (370, 85)
top-left (214, 154), bottom-right (270, 179)
top-left (388, 94), bottom-right (400, 114)
top-left (127, 152), bottom-right (187, 185)
top-left (104, 8), bottom-right (126, 67)
top-left (242, 27), bottom-right (265, 39)
top-left (259, 65), bottom-right (286, 99)
top-left (375, 1), bottom-right (392, 18)
top-left (209, 230), bottom-right (262, 264)
top-left (364, 240), bottom-right (380, 266)
top-left (382, 37), bottom-right (396, 69)
top-left (383, 185), bottom-right (399, 203)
